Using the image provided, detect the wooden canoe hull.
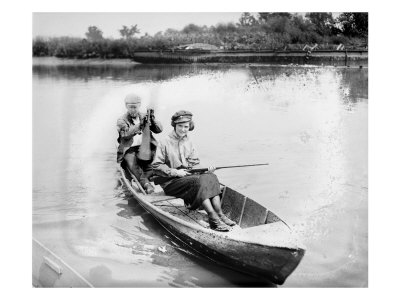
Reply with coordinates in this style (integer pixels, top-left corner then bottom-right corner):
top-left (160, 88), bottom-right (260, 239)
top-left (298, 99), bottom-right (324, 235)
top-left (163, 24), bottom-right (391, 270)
top-left (119, 165), bottom-right (305, 285)
top-left (147, 211), bottom-right (304, 284)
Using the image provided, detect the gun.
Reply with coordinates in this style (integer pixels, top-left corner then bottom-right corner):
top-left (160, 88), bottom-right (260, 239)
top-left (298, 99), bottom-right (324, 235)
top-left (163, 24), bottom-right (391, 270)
top-left (187, 163), bottom-right (270, 174)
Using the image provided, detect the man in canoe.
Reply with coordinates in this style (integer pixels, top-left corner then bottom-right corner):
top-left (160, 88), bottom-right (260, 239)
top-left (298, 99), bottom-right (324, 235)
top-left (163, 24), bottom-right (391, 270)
top-left (117, 93), bottom-right (163, 194)
top-left (151, 110), bottom-right (236, 232)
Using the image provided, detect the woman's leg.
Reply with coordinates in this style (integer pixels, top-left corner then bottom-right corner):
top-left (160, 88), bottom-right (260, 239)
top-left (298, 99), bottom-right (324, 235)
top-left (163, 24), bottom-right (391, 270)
top-left (210, 195), bottom-right (223, 215)
top-left (201, 199), bottom-right (219, 218)
top-left (210, 195), bottom-right (236, 226)
top-left (201, 198), bottom-right (230, 231)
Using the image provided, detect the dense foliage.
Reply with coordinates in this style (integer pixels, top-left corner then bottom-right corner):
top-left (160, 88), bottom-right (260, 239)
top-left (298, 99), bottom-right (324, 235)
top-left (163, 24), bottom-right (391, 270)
top-left (33, 12), bottom-right (368, 58)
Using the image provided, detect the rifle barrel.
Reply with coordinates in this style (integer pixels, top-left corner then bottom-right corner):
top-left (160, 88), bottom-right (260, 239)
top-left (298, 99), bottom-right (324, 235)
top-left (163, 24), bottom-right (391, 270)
top-left (217, 163), bottom-right (269, 170)
top-left (188, 163), bottom-right (269, 173)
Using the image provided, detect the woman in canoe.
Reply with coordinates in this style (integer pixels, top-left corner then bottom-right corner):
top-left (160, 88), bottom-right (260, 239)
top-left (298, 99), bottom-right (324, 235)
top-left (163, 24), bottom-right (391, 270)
top-left (151, 110), bottom-right (236, 232)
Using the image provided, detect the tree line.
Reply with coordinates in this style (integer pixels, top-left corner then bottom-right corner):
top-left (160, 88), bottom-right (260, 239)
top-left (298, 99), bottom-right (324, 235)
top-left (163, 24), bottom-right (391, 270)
top-left (33, 12), bottom-right (368, 59)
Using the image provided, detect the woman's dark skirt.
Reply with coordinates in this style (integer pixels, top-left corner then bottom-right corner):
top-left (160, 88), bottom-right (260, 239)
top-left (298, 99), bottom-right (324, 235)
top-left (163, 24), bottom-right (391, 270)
top-left (163, 173), bottom-right (220, 210)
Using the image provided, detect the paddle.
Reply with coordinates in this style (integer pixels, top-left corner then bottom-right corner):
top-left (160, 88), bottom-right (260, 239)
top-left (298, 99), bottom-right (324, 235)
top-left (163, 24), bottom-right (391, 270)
top-left (137, 86), bottom-right (160, 161)
top-left (187, 163), bottom-right (269, 174)
top-left (137, 108), bottom-right (152, 161)
top-left (123, 164), bottom-right (148, 194)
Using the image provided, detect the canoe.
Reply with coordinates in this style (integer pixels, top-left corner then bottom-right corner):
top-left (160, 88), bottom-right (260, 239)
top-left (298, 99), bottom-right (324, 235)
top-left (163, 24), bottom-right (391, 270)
top-left (118, 164), bottom-right (305, 285)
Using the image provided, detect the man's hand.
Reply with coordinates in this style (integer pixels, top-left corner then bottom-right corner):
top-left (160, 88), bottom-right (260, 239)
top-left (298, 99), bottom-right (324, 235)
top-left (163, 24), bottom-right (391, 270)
top-left (150, 109), bottom-right (155, 124)
top-left (140, 115), bottom-right (148, 130)
top-left (129, 123), bottom-right (141, 134)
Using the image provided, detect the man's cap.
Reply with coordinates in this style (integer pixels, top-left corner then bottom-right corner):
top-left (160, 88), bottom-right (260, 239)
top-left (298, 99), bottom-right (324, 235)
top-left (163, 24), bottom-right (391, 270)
top-left (171, 110), bottom-right (193, 124)
top-left (124, 93), bottom-right (142, 105)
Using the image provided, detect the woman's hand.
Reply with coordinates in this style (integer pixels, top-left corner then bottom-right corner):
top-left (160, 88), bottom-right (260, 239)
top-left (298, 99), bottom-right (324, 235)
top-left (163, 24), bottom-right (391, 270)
top-left (208, 166), bottom-right (216, 173)
top-left (176, 169), bottom-right (190, 177)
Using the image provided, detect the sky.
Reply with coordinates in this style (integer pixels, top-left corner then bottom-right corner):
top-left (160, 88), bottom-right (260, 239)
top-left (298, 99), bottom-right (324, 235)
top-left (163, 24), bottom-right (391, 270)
top-left (32, 12), bottom-right (245, 38)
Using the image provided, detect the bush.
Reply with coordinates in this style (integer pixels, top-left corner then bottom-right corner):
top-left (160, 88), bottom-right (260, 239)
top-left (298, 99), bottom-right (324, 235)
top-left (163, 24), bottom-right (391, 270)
top-left (329, 35), bottom-right (350, 45)
top-left (32, 37), bottom-right (49, 56)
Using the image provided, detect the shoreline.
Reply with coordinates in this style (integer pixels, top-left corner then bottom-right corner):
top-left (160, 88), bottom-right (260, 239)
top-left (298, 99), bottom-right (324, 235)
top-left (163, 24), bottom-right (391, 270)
top-left (32, 57), bottom-right (139, 66)
top-left (132, 50), bottom-right (368, 66)
top-left (32, 56), bottom-right (367, 69)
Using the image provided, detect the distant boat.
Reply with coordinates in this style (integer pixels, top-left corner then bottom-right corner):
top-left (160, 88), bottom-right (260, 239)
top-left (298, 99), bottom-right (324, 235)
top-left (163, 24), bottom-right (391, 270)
top-left (172, 43), bottom-right (220, 51)
top-left (119, 163), bottom-right (306, 285)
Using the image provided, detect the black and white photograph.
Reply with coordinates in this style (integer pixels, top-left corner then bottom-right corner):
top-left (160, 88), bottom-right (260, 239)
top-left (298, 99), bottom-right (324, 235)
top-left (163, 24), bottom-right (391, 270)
top-left (30, 10), bottom-right (369, 288)
top-left (27, 6), bottom-right (373, 289)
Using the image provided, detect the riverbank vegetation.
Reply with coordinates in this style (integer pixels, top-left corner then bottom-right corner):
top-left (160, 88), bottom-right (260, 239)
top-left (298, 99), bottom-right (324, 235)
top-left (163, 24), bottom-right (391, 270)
top-left (33, 12), bottom-right (368, 59)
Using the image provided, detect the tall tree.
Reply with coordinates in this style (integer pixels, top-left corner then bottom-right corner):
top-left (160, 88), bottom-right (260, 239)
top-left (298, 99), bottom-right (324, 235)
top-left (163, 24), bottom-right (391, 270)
top-left (337, 13), bottom-right (368, 37)
top-left (306, 13), bottom-right (334, 35)
top-left (85, 26), bottom-right (103, 41)
top-left (119, 25), bottom-right (140, 39)
top-left (258, 12), bottom-right (292, 23)
top-left (259, 14), bottom-right (291, 34)
top-left (182, 23), bottom-right (204, 35)
top-left (238, 12), bottom-right (258, 27)
top-left (213, 22), bottom-right (237, 35)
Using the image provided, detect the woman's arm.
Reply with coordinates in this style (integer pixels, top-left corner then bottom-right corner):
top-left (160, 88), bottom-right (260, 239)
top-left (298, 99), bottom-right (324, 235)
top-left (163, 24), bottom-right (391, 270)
top-left (151, 144), bottom-right (179, 177)
top-left (186, 142), bottom-right (201, 168)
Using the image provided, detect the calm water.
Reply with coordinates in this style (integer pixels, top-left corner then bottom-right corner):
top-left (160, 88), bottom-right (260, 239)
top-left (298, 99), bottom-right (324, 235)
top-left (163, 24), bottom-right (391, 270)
top-left (33, 58), bottom-right (368, 287)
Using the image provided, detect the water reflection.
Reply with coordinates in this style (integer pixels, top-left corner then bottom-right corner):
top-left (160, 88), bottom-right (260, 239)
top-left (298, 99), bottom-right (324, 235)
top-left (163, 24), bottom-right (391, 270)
top-left (247, 66), bottom-right (368, 106)
top-left (33, 61), bottom-right (367, 108)
top-left (33, 62), bottom-right (224, 83)
top-left (339, 68), bottom-right (368, 104)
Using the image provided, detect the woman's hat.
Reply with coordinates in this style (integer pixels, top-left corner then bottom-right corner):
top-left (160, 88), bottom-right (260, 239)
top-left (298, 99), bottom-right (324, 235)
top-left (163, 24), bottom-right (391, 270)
top-left (171, 110), bottom-right (195, 131)
top-left (171, 110), bottom-right (193, 124)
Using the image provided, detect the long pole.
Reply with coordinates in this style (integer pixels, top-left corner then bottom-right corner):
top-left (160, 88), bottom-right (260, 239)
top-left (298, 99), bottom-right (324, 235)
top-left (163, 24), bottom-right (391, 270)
top-left (137, 109), bottom-right (152, 161)
top-left (188, 163), bottom-right (269, 173)
top-left (216, 163), bottom-right (269, 170)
